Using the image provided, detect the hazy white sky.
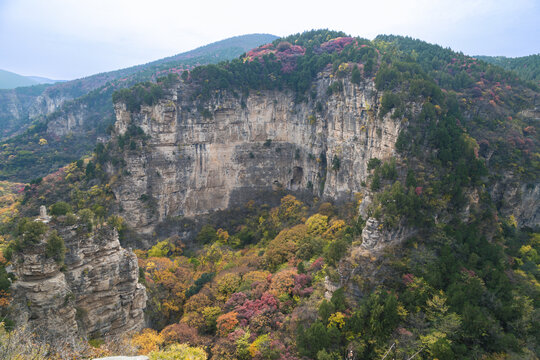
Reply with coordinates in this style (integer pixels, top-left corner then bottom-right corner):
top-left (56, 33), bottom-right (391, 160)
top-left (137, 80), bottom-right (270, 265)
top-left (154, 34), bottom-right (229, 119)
top-left (1, 0), bottom-right (538, 80)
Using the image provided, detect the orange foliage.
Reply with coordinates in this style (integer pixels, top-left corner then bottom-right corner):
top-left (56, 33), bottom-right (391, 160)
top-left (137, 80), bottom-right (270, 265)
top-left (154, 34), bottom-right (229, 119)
top-left (0, 290), bottom-right (11, 307)
top-left (270, 268), bottom-right (297, 297)
top-left (147, 257), bottom-right (174, 272)
top-left (160, 323), bottom-right (200, 345)
top-left (216, 311), bottom-right (239, 336)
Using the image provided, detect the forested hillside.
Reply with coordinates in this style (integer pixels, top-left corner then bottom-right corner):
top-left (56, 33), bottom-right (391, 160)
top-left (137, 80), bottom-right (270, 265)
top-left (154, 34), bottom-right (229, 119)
top-left (0, 30), bottom-right (538, 360)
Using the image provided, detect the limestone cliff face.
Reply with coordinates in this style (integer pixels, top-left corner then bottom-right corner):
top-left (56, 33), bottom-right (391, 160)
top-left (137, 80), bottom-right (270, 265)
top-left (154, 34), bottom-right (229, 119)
top-left (111, 72), bottom-right (407, 234)
top-left (0, 88), bottom-right (74, 139)
top-left (46, 101), bottom-right (91, 136)
top-left (11, 223), bottom-right (146, 339)
top-left (490, 178), bottom-right (540, 228)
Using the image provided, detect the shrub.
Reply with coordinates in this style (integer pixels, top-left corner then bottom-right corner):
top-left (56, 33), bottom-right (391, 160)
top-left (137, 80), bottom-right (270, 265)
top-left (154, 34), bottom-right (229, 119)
top-left (0, 322), bottom-right (49, 359)
top-left (201, 306), bottom-right (221, 334)
top-left (351, 65), bottom-right (361, 84)
top-left (185, 272), bottom-right (215, 298)
top-left (148, 240), bottom-right (174, 258)
top-left (78, 209), bottom-right (94, 231)
top-left (306, 214), bottom-right (328, 236)
top-left (45, 231), bottom-right (66, 264)
top-left (380, 159), bottom-right (397, 180)
top-left (324, 237), bottom-right (349, 266)
top-left (196, 225), bottom-right (217, 244)
top-left (217, 273), bottom-right (242, 300)
top-left (270, 269), bottom-right (297, 297)
top-left (380, 92), bottom-right (402, 117)
top-left (367, 158), bottom-right (381, 170)
top-left (18, 219), bottom-right (48, 247)
top-left (331, 155), bottom-right (340, 171)
top-left (49, 201), bottom-right (72, 216)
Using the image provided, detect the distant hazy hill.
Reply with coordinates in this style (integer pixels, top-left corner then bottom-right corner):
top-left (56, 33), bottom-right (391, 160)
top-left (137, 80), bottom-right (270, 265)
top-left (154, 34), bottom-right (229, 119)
top-left (26, 76), bottom-right (64, 85)
top-left (0, 33), bottom-right (278, 181)
top-left (477, 54), bottom-right (540, 83)
top-left (0, 69), bottom-right (61, 89)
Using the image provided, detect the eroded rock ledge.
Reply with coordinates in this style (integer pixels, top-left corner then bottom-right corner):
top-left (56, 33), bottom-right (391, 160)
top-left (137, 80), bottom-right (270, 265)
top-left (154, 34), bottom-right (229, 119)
top-left (11, 222), bottom-right (146, 339)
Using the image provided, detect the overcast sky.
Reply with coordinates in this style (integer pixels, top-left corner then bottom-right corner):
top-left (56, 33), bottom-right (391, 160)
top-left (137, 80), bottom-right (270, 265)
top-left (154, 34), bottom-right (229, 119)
top-left (1, 0), bottom-right (539, 80)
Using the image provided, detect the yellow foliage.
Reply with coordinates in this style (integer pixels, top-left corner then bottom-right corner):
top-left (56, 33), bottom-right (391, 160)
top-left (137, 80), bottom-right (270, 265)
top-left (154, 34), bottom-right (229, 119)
top-left (508, 215), bottom-right (518, 228)
top-left (305, 214), bottom-right (328, 236)
top-left (269, 195), bottom-right (306, 229)
top-left (323, 219), bottom-right (345, 239)
top-left (182, 311), bottom-right (206, 329)
top-left (216, 273), bottom-right (241, 300)
top-left (328, 312), bottom-right (345, 329)
top-left (216, 228), bottom-right (230, 244)
top-left (132, 328), bottom-right (163, 355)
top-left (249, 334), bottom-right (270, 358)
top-left (242, 270), bottom-right (270, 286)
top-left (184, 293), bottom-right (211, 313)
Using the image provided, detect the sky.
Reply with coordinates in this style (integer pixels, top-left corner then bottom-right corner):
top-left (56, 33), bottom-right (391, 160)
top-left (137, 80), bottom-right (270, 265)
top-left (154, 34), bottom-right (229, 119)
top-left (1, 0), bottom-right (539, 80)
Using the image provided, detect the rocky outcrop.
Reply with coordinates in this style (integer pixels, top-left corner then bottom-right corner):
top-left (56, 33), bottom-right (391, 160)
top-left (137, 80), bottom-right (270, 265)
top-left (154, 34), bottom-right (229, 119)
top-left (360, 218), bottom-right (415, 250)
top-left (489, 176), bottom-right (540, 228)
top-left (11, 222), bottom-right (146, 339)
top-left (111, 72), bottom-right (409, 234)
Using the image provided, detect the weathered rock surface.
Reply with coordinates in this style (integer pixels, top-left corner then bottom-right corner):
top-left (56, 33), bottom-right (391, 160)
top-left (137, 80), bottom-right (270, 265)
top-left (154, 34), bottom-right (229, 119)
top-left (11, 223), bottom-right (146, 339)
top-left (489, 176), bottom-right (540, 228)
top-left (111, 72), bottom-right (407, 234)
top-left (360, 217), bottom-right (415, 250)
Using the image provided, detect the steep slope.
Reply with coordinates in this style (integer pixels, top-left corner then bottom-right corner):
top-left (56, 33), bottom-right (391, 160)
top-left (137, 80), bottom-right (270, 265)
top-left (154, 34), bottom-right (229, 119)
top-left (0, 34), bottom-right (277, 182)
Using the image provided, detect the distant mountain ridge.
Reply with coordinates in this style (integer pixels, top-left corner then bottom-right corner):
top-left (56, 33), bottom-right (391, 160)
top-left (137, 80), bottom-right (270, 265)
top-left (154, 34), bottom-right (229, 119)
top-left (0, 69), bottom-right (62, 89)
top-left (0, 33), bottom-right (278, 181)
top-left (476, 54), bottom-right (540, 83)
top-left (0, 33), bottom-right (278, 139)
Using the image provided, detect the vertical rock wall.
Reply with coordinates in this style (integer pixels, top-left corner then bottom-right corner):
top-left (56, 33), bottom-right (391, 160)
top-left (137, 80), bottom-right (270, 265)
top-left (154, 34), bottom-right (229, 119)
top-left (111, 72), bottom-right (408, 233)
